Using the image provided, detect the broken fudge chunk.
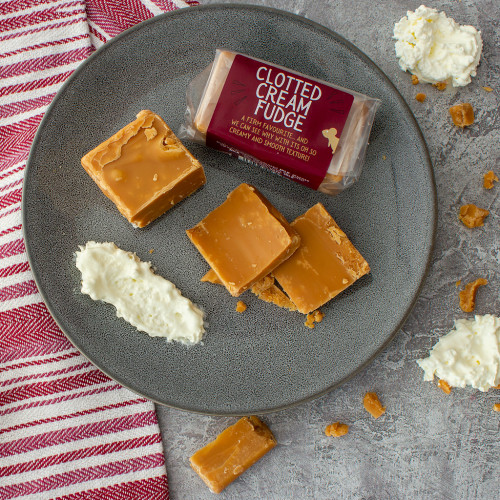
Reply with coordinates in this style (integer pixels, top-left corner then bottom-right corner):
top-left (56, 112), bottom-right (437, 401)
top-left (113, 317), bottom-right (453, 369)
top-left (190, 416), bottom-right (276, 494)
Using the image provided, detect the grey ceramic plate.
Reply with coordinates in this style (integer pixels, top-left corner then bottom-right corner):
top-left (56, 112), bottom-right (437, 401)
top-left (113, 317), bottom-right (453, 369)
top-left (23, 4), bottom-right (436, 415)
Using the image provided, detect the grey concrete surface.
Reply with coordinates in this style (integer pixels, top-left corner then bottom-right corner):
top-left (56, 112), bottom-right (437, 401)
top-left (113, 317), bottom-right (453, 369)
top-left (156, 1), bottom-right (500, 498)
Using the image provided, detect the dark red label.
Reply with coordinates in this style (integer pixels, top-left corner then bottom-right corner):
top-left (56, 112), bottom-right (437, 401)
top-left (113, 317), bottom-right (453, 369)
top-left (206, 54), bottom-right (354, 189)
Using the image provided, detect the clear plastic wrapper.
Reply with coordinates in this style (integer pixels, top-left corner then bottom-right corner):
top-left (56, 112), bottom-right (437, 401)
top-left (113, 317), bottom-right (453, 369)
top-left (180, 50), bottom-right (380, 195)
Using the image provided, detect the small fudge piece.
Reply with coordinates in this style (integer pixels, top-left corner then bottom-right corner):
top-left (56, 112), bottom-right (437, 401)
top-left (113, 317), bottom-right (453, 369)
top-left (415, 93), bottom-right (426, 102)
top-left (459, 278), bottom-right (488, 312)
top-left (235, 301), bottom-right (247, 313)
top-left (304, 310), bottom-right (325, 329)
top-left (459, 204), bottom-right (489, 228)
top-left (438, 379), bottom-right (452, 394)
top-left (201, 270), bottom-right (299, 311)
top-left (494, 404), bottom-right (500, 412)
top-left (449, 103), bottom-right (474, 127)
top-left (81, 110), bottom-right (206, 227)
top-left (272, 203), bottom-right (370, 314)
top-left (483, 171), bottom-right (498, 189)
top-left (325, 422), bottom-right (349, 437)
top-left (201, 270), bottom-right (298, 311)
top-left (251, 276), bottom-right (298, 312)
top-left (201, 268), bottom-right (222, 285)
top-left (190, 416), bottom-right (276, 494)
top-left (411, 74), bottom-right (419, 85)
top-left (186, 184), bottom-right (300, 296)
top-left (433, 81), bottom-right (447, 91)
top-left (363, 392), bottom-right (386, 419)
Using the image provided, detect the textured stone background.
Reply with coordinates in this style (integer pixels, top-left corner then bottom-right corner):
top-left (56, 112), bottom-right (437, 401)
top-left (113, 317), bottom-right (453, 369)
top-left (156, 1), bottom-right (500, 498)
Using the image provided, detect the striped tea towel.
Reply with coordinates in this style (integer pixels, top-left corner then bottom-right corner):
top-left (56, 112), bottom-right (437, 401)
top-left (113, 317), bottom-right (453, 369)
top-left (0, 1), bottom-right (197, 498)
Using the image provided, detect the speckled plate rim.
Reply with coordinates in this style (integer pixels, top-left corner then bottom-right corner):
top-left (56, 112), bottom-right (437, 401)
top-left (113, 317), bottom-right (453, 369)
top-left (22, 3), bottom-right (437, 416)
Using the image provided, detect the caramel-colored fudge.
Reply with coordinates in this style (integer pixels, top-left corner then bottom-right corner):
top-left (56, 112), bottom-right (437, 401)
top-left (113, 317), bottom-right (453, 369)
top-left (186, 184), bottom-right (300, 296)
top-left (81, 110), bottom-right (206, 227)
top-left (483, 171), bottom-right (498, 189)
top-left (201, 268), bottom-right (222, 284)
top-left (363, 392), bottom-right (385, 419)
top-left (235, 301), bottom-right (247, 313)
top-left (325, 422), bottom-right (349, 437)
top-left (190, 416), bottom-right (276, 494)
top-left (433, 81), bottom-right (447, 91)
top-left (304, 310), bottom-right (325, 329)
top-left (449, 103), bottom-right (474, 127)
top-left (201, 270), bottom-right (298, 311)
top-left (459, 278), bottom-right (488, 312)
top-left (272, 203), bottom-right (370, 314)
top-left (459, 204), bottom-right (489, 228)
top-left (438, 380), bottom-right (452, 394)
top-left (251, 276), bottom-right (297, 312)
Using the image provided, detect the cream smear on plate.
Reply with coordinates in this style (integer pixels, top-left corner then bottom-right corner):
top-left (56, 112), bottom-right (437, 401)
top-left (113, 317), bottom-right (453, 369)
top-left (75, 241), bottom-right (205, 344)
top-left (394, 4), bottom-right (482, 87)
top-left (417, 314), bottom-right (500, 392)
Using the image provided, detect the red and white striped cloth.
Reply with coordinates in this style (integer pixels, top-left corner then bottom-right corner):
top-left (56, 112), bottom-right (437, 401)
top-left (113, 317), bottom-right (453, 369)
top-left (0, 1), bottom-right (197, 498)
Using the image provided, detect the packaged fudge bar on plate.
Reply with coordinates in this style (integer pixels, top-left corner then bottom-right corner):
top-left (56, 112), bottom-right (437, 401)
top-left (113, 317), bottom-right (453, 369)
top-left (81, 110), bottom-right (206, 228)
top-left (180, 50), bottom-right (380, 195)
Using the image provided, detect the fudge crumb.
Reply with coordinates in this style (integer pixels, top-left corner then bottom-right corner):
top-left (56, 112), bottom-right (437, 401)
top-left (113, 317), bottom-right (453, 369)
top-left (415, 93), bottom-right (426, 102)
top-left (149, 249), bottom-right (154, 254)
top-left (382, 154), bottom-right (387, 160)
top-left (251, 276), bottom-right (297, 312)
top-left (482, 86), bottom-right (493, 92)
top-left (449, 103), bottom-right (474, 127)
top-left (494, 404), bottom-right (500, 412)
top-left (438, 379), bottom-right (452, 394)
top-left (325, 422), bottom-right (349, 437)
top-left (313, 310), bottom-right (324, 323)
top-left (201, 268), bottom-right (222, 284)
top-left (411, 74), bottom-right (419, 85)
top-left (305, 310), bottom-right (325, 329)
top-left (363, 392), bottom-right (386, 419)
top-left (483, 171), bottom-right (498, 189)
top-left (459, 278), bottom-right (488, 312)
top-left (235, 301), bottom-right (247, 313)
top-left (433, 81), bottom-right (447, 91)
top-left (456, 280), bottom-right (462, 287)
top-left (459, 204), bottom-right (489, 228)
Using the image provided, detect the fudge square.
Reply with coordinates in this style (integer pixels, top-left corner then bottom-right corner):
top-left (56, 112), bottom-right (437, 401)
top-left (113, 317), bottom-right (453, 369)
top-left (190, 416), bottom-right (276, 494)
top-left (186, 183), bottom-right (301, 296)
top-left (272, 203), bottom-right (370, 314)
top-left (81, 110), bottom-right (206, 228)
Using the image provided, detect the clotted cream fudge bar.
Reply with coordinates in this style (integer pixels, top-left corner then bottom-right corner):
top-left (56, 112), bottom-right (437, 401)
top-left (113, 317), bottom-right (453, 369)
top-left (181, 50), bottom-right (380, 194)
